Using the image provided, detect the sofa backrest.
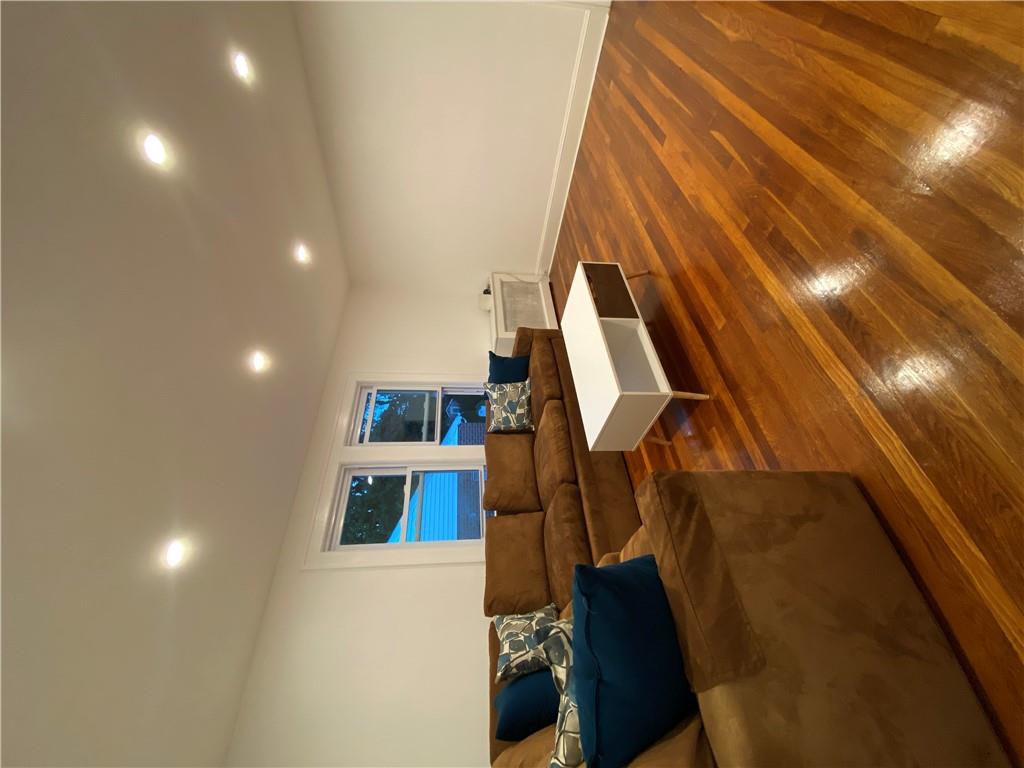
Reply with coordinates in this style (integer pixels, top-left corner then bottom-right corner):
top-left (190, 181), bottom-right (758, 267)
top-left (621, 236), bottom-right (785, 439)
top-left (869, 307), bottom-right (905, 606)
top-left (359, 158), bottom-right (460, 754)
top-left (503, 327), bottom-right (641, 561)
top-left (550, 334), bottom-right (640, 555)
top-left (542, 483), bottom-right (591, 610)
top-left (533, 400), bottom-right (576, 508)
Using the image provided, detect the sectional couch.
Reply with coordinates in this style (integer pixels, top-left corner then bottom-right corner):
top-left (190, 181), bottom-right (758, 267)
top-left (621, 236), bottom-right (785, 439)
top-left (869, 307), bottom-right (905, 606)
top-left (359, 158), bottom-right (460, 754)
top-left (482, 328), bottom-right (1009, 767)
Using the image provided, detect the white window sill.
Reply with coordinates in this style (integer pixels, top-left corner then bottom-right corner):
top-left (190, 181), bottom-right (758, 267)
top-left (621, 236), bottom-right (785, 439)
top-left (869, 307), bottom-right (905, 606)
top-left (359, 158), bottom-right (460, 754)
top-left (303, 540), bottom-right (485, 570)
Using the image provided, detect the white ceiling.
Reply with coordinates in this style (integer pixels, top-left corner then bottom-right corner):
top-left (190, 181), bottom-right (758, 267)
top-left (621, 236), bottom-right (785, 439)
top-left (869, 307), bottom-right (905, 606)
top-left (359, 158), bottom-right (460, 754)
top-left (3, 2), bottom-right (608, 765)
top-left (294, 1), bottom-right (599, 291)
top-left (1, 3), bottom-right (347, 764)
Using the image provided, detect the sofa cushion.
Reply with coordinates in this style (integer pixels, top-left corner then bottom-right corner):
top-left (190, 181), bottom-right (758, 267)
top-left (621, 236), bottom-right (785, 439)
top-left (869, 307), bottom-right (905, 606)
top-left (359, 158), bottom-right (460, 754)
top-left (492, 724), bottom-right (556, 768)
top-left (543, 484), bottom-right (592, 610)
top-left (641, 470), bottom-right (1010, 768)
top-left (488, 350), bottom-right (530, 384)
top-left (597, 551), bottom-right (621, 567)
top-left (560, 525), bottom-right (623, 622)
top-left (491, 715), bottom-right (714, 768)
top-left (483, 433), bottom-right (541, 512)
top-left (494, 669), bottom-right (560, 742)
top-left (629, 714), bottom-right (715, 768)
top-left (573, 556), bottom-right (698, 768)
top-left (621, 524), bottom-right (653, 561)
top-left (529, 336), bottom-right (562, 421)
top-left (533, 400), bottom-right (576, 509)
top-left (550, 337), bottom-right (641, 559)
top-left (484, 512), bottom-right (550, 617)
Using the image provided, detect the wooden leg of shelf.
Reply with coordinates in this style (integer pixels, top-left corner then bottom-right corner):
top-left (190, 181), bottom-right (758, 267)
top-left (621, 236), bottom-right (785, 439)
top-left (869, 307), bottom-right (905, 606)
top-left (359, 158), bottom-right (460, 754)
top-left (645, 434), bottom-right (672, 446)
top-left (625, 269), bottom-right (651, 280)
top-left (672, 390), bottom-right (710, 400)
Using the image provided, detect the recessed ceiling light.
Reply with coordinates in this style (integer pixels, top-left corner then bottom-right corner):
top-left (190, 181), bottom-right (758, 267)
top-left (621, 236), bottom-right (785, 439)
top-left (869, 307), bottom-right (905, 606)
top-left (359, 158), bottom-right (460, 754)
top-left (231, 50), bottom-right (254, 85)
top-left (142, 132), bottom-right (169, 167)
top-left (293, 242), bottom-right (312, 266)
top-left (164, 538), bottom-right (187, 569)
top-left (247, 349), bottom-right (271, 374)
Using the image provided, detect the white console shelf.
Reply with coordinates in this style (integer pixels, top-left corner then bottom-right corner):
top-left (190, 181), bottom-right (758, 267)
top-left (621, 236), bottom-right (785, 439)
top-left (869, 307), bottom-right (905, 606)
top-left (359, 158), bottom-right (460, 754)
top-left (560, 261), bottom-right (707, 451)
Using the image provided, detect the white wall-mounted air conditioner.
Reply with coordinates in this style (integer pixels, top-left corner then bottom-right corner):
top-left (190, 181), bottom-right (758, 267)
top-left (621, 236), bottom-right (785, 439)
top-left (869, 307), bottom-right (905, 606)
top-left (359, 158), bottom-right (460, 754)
top-left (487, 272), bottom-right (558, 355)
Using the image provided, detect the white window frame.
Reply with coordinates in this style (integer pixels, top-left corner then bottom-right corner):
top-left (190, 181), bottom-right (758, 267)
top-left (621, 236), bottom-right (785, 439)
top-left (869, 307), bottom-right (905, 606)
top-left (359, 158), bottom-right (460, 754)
top-left (325, 463), bottom-right (486, 551)
top-left (350, 382), bottom-right (487, 446)
top-left (304, 371), bottom-right (488, 570)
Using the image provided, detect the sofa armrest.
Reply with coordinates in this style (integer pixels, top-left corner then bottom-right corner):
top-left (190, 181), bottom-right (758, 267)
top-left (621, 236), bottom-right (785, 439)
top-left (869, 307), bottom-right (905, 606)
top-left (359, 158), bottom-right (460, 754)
top-left (511, 327), bottom-right (561, 357)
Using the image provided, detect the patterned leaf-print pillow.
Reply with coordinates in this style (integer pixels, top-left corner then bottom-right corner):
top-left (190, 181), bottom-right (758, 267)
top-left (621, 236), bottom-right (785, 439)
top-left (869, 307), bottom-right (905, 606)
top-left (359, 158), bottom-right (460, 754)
top-left (486, 380), bottom-right (534, 433)
top-left (494, 603), bottom-right (557, 682)
top-left (537, 619), bottom-right (582, 768)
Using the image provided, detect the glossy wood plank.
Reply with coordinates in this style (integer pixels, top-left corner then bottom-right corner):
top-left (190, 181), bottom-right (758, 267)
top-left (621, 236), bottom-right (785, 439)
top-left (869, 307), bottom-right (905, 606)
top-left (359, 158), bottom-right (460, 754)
top-left (550, 2), bottom-right (1024, 761)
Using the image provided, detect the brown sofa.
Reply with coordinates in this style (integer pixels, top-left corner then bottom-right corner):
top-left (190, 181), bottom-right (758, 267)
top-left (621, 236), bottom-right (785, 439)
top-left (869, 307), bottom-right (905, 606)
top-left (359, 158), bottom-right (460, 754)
top-left (482, 327), bottom-right (642, 620)
top-left (482, 327), bottom-right (644, 762)
top-left (485, 468), bottom-right (1010, 767)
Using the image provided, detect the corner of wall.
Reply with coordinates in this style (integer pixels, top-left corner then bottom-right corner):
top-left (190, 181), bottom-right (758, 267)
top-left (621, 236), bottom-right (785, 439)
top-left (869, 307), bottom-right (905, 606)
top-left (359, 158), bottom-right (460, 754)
top-left (534, 3), bottom-right (609, 278)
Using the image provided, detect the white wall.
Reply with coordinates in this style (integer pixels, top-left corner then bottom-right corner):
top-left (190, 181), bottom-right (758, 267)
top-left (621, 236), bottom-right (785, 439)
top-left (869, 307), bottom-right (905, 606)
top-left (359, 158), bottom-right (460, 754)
top-left (227, 286), bottom-right (494, 767)
top-left (294, 1), bottom-right (608, 291)
top-left (227, 6), bottom-right (609, 764)
top-left (1, 4), bottom-right (347, 765)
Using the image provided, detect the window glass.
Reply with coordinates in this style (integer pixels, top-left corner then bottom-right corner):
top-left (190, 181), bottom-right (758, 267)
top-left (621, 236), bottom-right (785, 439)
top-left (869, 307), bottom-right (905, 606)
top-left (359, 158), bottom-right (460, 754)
top-left (439, 387), bottom-right (487, 446)
top-left (369, 389), bottom-right (437, 443)
top-left (356, 389), bottom-right (372, 444)
top-left (339, 473), bottom-right (407, 545)
top-left (405, 469), bottom-right (482, 542)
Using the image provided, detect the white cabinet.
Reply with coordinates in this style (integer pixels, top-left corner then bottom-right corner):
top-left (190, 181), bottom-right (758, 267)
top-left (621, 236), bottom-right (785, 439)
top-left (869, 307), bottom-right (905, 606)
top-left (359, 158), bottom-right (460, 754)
top-left (560, 262), bottom-right (707, 451)
top-left (488, 272), bottom-right (558, 355)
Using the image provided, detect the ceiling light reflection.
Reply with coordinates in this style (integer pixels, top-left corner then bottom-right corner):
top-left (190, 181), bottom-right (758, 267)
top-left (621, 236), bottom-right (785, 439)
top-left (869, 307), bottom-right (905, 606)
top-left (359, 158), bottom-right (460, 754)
top-left (806, 259), bottom-right (870, 300)
top-left (137, 130), bottom-right (173, 170)
top-left (808, 268), bottom-right (856, 299)
top-left (163, 538), bottom-right (188, 569)
top-left (912, 101), bottom-right (1001, 175)
top-left (231, 50), bottom-right (255, 86)
top-left (143, 134), bottom-right (167, 165)
top-left (889, 354), bottom-right (952, 394)
top-left (247, 349), bottom-right (272, 375)
top-left (293, 242), bottom-right (312, 266)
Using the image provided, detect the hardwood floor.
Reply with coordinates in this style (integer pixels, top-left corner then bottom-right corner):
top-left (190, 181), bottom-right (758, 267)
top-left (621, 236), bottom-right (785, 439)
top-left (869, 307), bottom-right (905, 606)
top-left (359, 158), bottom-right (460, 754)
top-left (550, 2), bottom-right (1023, 760)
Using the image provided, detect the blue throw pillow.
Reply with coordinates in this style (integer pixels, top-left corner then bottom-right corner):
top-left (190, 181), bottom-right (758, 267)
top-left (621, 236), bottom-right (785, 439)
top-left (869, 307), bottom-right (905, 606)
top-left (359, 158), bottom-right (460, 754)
top-left (488, 351), bottom-right (530, 384)
top-left (573, 555), bottom-right (698, 768)
top-left (494, 669), bottom-right (560, 742)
